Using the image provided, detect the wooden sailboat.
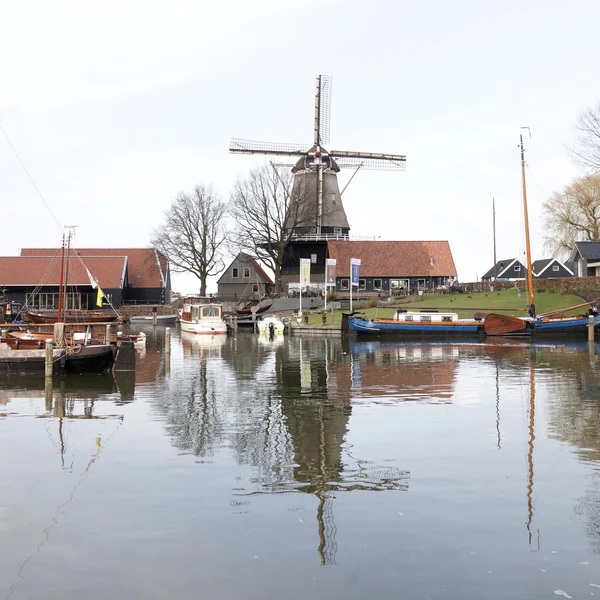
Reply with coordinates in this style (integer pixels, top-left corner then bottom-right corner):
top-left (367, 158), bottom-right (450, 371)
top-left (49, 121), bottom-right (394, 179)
top-left (0, 235), bottom-right (116, 375)
top-left (346, 132), bottom-right (599, 338)
top-left (20, 235), bottom-right (121, 324)
top-left (483, 131), bottom-right (600, 336)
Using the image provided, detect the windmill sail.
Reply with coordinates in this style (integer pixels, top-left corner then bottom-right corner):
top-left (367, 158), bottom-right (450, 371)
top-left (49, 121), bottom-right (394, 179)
top-left (230, 74), bottom-right (406, 236)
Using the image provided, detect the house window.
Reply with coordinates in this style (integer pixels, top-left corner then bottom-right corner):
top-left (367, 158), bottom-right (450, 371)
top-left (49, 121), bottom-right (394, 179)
top-left (341, 279), bottom-right (349, 291)
top-left (232, 268), bottom-right (239, 278)
top-left (359, 279), bottom-right (366, 290)
top-left (334, 228), bottom-right (342, 236)
top-left (418, 279), bottom-right (426, 289)
top-left (553, 265), bottom-right (559, 272)
top-left (243, 268), bottom-right (250, 278)
top-left (514, 265), bottom-right (521, 272)
top-left (311, 254), bottom-right (317, 264)
top-left (374, 278), bottom-right (382, 290)
top-left (252, 284), bottom-right (259, 293)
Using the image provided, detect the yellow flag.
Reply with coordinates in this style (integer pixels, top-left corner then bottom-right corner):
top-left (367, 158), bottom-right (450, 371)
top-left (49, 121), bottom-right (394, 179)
top-left (96, 286), bottom-right (104, 307)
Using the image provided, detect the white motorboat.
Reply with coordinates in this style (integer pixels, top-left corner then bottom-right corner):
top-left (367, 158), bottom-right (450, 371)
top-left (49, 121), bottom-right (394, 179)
top-left (257, 315), bottom-right (285, 336)
top-left (179, 296), bottom-right (227, 335)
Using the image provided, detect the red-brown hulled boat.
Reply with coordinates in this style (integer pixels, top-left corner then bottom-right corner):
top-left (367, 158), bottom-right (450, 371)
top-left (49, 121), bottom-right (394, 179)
top-left (22, 309), bottom-right (121, 324)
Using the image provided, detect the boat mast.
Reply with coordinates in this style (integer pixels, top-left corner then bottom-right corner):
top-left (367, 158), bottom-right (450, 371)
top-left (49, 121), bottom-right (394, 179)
top-left (57, 234), bottom-right (66, 322)
top-left (520, 132), bottom-right (535, 317)
top-left (63, 232), bottom-right (72, 313)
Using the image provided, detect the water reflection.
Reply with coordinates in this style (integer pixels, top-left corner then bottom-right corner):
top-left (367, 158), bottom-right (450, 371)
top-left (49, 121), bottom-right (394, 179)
top-left (3, 332), bottom-right (600, 598)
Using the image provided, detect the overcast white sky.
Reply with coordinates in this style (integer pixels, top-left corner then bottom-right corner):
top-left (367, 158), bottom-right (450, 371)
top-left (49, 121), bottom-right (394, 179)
top-left (0, 0), bottom-right (597, 293)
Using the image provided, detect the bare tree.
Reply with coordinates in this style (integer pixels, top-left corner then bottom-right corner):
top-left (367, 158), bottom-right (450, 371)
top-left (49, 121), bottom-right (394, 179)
top-left (571, 103), bottom-right (600, 172)
top-left (152, 185), bottom-right (228, 295)
top-left (229, 164), bottom-right (311, 294)
top-left (543, 174), bottom-right (600, 257)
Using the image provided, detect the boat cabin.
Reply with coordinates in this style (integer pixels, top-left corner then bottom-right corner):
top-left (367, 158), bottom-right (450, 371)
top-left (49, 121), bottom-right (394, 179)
top-left (181, 297), bottom-right (223, 323)
top-left (393, 310), bottom-right (459, 323)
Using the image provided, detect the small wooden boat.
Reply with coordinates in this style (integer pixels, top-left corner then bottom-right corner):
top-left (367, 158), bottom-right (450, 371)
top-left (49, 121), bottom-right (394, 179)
top-left (23, 309), bottom-right (120, 324)
top-left (0, 338), bottom-right (115, 375)
top-left (236, 298), bottom-right (273, 317)
top-left (180, 296), bottom-right (227, 335)
top-left (129, 314), bottom-right (178, 324)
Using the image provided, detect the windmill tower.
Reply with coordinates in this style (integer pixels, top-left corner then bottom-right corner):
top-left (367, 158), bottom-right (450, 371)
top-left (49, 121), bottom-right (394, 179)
top-left (230, 75), bottom-right (407, 289)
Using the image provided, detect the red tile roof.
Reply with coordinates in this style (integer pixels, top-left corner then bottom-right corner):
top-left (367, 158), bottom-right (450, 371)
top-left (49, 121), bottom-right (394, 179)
top-left (240, 253), bottom-right (273, 284)
top-left (327, 241), bottom-right (457, 277)
top-left (21, 248), bottom-right (168, 288)
top-left (0, 256), bottom-right (127, 288)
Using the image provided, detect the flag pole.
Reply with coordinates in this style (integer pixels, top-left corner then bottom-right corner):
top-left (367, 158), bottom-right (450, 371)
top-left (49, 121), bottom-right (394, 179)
top-left (324, 262), bottom-right (328, 313)
top-left (350, 258), bottom-right (353, 312)
top-left (299, 272), bottom-right (302, 317)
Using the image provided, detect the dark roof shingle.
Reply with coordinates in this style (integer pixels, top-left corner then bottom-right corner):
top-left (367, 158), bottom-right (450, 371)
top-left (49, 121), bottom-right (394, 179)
top-left (574, 241), bottom-right (600, 260)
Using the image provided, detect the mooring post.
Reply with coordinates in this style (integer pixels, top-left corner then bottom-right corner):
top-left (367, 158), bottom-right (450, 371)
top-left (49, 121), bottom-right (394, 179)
top-left (45, 339), bottom-right (54, 378)
top-left (152, 306), bottom-right (158, 326)
top-left (165, 327), bottom-right (171, 357)
top-left (589, 315), bottom-right (595, 342)
top-left (44, 377), bottom-right (53, 411)
top-left (106, 324), bottom-right (111, 345)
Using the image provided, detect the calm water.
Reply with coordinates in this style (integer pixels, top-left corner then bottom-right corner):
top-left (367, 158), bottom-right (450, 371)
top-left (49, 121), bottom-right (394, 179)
top-left (1, 329), bottom-right (600, 599)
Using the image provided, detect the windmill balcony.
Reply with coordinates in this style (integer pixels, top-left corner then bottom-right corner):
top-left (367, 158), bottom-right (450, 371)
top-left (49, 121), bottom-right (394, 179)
top-left (288, 232), bottom-right (377, 242)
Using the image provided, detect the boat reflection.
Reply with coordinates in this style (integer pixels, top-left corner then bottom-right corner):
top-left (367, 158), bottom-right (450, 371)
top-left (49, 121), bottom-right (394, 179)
top-left (180, 330), bottom-right (227, 359)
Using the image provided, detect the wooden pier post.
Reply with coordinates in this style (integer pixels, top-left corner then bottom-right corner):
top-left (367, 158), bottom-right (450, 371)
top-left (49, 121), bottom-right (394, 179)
top-left (45, 379), bottom-right (53, 411)
top-left (45, 339), bottom-right (54, 378)
top-left (152, 306), bottom-right (158, 326)
top-left (589, 315), bottom-right (595, 342)
top-left (113, 340), bottom-right (136, 372)
top-left (106, 324), bottom-right (111, 345)
top-left (165, 327), bottom-right (171, 357)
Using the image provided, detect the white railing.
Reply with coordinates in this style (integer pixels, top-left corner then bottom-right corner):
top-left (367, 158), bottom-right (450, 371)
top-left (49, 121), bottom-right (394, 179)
top-left (288, 232), bottom-right (377, 242)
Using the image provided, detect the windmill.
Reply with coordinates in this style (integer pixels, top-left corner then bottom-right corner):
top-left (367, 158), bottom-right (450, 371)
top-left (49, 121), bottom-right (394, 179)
top-left (230, 75), bottom-right (407, 236)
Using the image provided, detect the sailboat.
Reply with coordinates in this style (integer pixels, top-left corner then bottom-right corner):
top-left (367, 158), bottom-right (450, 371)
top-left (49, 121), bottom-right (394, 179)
top-left (0, 235), bottom-right (116, 375)
top-left (346, 132), bottom-right (600, 337)
top-left (20, 235), bottom-right (121, 324)
top-left (483, 131), bottom-right (600, 336)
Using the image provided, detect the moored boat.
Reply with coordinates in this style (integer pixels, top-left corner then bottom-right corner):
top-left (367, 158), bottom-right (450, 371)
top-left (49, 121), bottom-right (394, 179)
top-left (0, 337), bottom-right (115, 375)
top-left (179, 296), bottom-right (227, 335)
top-left (236, 298), bottom-right (273, 317)
top-left (346, 132), bottom-right (600, 339)
top-left (345, 310), bottom-right (484, 336)
top-left (129, 314), bottom-right (178, 324)
top-left (22, 309), bottom-right (121, 324)
top-left (257, 315), bottom-right (285, 335)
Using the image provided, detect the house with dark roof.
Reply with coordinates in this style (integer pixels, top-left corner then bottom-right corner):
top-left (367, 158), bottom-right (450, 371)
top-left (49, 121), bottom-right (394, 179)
top-left (569, 241), bottom-right (600, 277)
top-left (326, 240), bottom-right (457, 294)
top-left (0, 247), bottom-right (170, 310)
top-left (531, 258), bottom-right (573, 279)
top-left (217, 253), bottom-right (274, 300)
top-left (481, 259), bottom-right (527, 281)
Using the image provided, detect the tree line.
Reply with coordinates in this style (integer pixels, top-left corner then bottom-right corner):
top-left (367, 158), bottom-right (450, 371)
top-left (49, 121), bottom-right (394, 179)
top-left (152, 164), bottom-right (311, 295)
